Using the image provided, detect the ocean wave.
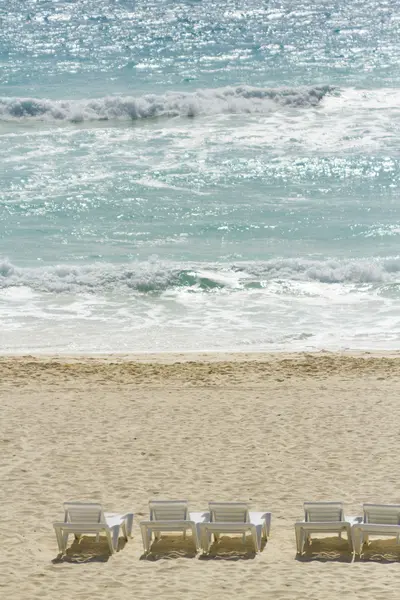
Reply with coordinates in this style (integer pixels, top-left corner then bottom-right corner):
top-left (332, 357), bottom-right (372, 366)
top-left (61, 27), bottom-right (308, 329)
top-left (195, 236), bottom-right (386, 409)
top-left (0, 85), bottom-right (335, 122)
top-left (0, 257), bottom-right (399, 294)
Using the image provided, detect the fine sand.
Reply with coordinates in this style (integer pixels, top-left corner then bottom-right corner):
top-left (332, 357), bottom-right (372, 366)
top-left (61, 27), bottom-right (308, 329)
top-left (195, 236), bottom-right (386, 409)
top-left (1, 351), bottom-right (400, 600)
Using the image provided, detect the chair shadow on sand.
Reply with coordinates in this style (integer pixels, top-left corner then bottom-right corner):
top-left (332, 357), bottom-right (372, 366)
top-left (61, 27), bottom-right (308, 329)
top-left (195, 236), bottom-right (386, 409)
top-left (295, 536), bottom-right (354, 563)
top-left (296, 536), bottom-right (400, 564)
top-left (198, 534), bottom-right (267, 561)
top-left (52, 535), bottom-right (127, 564)
top-left (140, 533), bottom-right (267, 561)
top-left (354, 538), bottom-right (400, 564)
top-left (140, 534), bottom-right (198, 561)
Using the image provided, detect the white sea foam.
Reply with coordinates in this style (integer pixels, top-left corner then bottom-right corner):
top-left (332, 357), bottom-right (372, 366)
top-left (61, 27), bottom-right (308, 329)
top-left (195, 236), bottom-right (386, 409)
top-left (1, 271), bottom-right (399, 353)
top-left (0, 85), bottom-right (334, 122)
top-left (1, 257), bottom-right (399, 353)
top-left (1, 257), bottom-right (399, 293)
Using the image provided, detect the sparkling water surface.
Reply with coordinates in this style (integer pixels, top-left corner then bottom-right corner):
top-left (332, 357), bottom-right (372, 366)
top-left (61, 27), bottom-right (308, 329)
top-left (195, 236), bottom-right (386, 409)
top-left (1, 1), bottom-right (400, 352)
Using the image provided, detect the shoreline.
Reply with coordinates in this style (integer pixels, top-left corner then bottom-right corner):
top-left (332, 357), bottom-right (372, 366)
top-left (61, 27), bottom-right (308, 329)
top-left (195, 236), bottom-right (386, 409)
top-left (2, 348), bottom-right (400, 362)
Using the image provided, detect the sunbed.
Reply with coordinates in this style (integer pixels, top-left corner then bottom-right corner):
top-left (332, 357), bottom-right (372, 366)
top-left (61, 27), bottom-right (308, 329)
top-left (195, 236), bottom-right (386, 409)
top-left (139, 500), bottom-right (208, 553)
top-left (53, 501), bottom-right (133, 555)
top-left (295, 501), bottom-right (355, 554)
top-left (199, 501), bottom-right (271, 553)
top-left (352, 503), bottom-right (400, 556)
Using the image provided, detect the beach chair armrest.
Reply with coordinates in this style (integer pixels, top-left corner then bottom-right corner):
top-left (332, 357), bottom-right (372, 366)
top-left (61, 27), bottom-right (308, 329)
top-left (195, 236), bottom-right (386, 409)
top-left (189, 511), bottom-right (210, 524)
top-left (249, 511), bottom-right (272, 536)
top-left (104, 512), bottom-right (134, 532)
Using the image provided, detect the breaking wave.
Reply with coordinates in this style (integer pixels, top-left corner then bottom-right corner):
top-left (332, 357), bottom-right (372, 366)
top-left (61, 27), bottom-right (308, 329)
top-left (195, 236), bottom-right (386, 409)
top-left (0, 257), bottom-right (399, 294)
top-left (0, 85), bottom-right (335, 122)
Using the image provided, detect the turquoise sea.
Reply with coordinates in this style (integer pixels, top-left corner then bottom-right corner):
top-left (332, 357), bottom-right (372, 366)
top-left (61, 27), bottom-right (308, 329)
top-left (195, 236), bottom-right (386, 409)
top-left (1, 0), bottom-right (400, 352)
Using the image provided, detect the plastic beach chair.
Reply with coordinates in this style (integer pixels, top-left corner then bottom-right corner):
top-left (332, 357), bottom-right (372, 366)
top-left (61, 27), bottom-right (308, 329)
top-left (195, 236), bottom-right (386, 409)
top-left (199, 501), bottom-right (271, 553)
top-left (139, 500), bottom-right (208, 553)
top-left (53, 501), bottom-right (134, 555)
top-left (352, 503), bottom-right (400, 556)
top-left (294, 501), bottom-right (356, 554)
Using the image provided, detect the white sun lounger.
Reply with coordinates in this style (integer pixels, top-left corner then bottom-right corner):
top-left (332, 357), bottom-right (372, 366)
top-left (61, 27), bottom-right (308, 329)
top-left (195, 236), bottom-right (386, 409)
top-left (352, 503), bottom-right (400, 556)
top-left (139, 500), bottom-right (208, 553)
top-left (53, 501), bottom-right (134, 555)
top-left (295, 502), bottom-right (356, 554)
top-left (199, 502), bottom-right (271, 553)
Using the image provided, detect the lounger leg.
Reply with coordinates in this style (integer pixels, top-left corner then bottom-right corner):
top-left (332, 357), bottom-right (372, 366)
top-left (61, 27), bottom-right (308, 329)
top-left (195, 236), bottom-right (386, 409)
top-left (345, 526), bottom-right (353, 552)
top-left (125, 513), bottom-right (134, 537)
top-left (263, 521), bottom-right (268, 541)
top-left (62, 531), bottom-right (69, 552)
top-left (295, 526), bottom-right (301, 554)
top-left (202, 529), bottom-right (210, 553)
top-left (199, 528), bottom-right (205, 552)
top-left (351, 528), bottom-right (357, 555)
top-left (105, 529), bottom-right (114, 554)
top-left (112, 525), bottom-right (120, 552)
top-left (54, 527), bottom-right (64, 553)
top-left (202, 528), bottom-right (209, 553)
top-left (141, 525), bottom-right (148, 552)
top-left (208, 531), bottom-right (212, 551)
top-left (351, 527), bottom-right (358, 554)
top-left (191, 523), bottom-right (199, 550)
top-left (300, 530), bottom-right (306, 554)
top-left (140, 525), bottom-right (152, 552)
top-left (251, 527), bottom-right (259, 553)
top-left (358, 531), bottom-right (364, 555)
top-left (122, 522), bottom-right (128, 541)
top-left (255, 525), bottom-right (262, 552)
top-left (265, 514), bottom-right (271, 538)
top-left (242, 533), bottom-right (246, 545)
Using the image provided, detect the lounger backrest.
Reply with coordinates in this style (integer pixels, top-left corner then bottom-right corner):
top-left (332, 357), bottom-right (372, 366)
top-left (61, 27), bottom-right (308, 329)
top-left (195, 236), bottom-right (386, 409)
top-left (63, 502), bottom-right (105, 524)
top-left (209, 502), bottom-right (249, 522)
top-left (304, 502), bottom-right (344, 522)
top-left (363, 503), bottom-right (400, 525)
top-left (149, 500), bottom-right (189, 521)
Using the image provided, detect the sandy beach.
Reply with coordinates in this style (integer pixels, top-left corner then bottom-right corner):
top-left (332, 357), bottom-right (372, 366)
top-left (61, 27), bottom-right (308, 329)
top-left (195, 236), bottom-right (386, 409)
top-left (1, 351), bottom-right (400, 600)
